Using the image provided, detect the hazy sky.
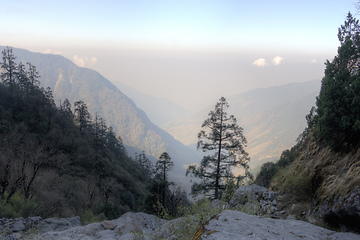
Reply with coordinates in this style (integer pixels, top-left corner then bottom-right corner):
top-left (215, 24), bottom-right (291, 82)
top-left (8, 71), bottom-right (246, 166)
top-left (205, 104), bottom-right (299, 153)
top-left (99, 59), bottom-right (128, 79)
top-left (1, 0), bottom-right (358, 112)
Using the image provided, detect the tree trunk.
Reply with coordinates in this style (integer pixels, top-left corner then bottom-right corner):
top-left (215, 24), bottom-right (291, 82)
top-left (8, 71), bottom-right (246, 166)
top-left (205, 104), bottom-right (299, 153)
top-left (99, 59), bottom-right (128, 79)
top-left (215, 103), bottom-right (224, 199)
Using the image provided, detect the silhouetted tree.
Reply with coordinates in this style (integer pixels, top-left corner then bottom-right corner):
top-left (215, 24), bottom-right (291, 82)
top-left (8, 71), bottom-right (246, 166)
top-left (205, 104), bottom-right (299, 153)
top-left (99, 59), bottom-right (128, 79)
top-left (135, 151), bottom-right (153, 179)
top-left (155, 152), bottom-right (174, 182)
top-left (60, 99), bottom-right (74, 119)
top-left (186, 97), bottom-right (251, 199)
top-left (0, 47), bottom-right (17, 94)
top-left (74, 100), bottom-right (91, 132)
top-left (27, 62), bottom-right (40, 94)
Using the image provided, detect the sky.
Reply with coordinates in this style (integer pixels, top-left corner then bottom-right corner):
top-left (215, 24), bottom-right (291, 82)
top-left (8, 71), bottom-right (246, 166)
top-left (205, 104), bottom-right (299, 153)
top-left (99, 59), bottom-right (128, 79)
top-left (1, 0), bottom-right (358, 112)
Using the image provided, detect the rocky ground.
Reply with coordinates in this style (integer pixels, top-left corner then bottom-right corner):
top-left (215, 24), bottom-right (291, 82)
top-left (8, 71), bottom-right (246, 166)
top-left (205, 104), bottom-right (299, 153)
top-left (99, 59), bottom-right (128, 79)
top-left (1, 185), bottom-right (360, 239)
top-left (1, 210), bottom-right (360, 240)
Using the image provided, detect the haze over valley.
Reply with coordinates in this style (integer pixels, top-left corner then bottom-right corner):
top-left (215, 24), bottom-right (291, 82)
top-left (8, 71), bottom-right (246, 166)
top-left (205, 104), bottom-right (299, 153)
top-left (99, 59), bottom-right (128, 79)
top-left (2, 1), bottom-right (360, 238)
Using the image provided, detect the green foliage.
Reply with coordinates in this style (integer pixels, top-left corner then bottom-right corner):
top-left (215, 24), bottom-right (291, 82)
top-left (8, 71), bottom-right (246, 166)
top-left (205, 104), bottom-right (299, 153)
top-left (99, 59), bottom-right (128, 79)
top-left (79, 209), bottom-right (105, 225)
top-left (275, 168), bottom-right (313, 202)
top-left (255, 147), bottom-right (299, 188)
top-left (187, 97), bottom-right (251, 199)
top-left (143, 151), bottom-right (188, 219)
top-left (0, 48), bottom-right (149, 219)
top-left (0, 192), bottom-right (36, 218)
top-left (135, 151), bottom-right (154, 180)
top-left (155, 152), bottom-right (174, 182)
top-left (316, 12), bottom-right (360, 151)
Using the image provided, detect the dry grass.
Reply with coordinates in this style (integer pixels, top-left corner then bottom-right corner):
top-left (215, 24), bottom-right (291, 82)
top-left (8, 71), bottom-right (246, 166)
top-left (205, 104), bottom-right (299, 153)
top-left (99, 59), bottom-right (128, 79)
top-left (270, 133), bottom-right (360, 214)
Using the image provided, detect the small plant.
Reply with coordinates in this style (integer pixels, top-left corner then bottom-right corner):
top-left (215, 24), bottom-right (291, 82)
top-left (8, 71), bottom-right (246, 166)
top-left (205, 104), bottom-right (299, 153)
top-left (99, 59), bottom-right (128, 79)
top-left (0, 191), bottom-right (37, 218)
top-left (79, 209), bottom-right (105, 225)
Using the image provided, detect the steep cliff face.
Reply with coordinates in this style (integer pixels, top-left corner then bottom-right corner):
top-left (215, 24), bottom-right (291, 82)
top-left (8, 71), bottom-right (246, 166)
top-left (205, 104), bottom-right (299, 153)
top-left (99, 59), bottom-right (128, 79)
top-left (270, 134), bottom-right (360, 232)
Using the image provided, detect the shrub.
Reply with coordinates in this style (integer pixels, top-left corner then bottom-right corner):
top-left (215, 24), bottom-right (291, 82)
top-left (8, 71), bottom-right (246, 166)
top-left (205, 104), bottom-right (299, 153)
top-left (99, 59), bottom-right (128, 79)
top-left (0, 191), bottom-right (37, 218)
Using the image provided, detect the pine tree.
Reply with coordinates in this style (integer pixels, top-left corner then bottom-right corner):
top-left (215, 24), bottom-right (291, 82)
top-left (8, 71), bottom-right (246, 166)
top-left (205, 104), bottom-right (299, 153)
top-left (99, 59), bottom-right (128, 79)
top-left (0, 47), bottom-right (17, 94)
top-left (74, 100), bottom-right (91, 132)
top-left (186, 97), bottom-right (251, 199)
top-left (155, 152), bottom-right (173, 182)
top-left (316, 12), bottom-right (360, 150)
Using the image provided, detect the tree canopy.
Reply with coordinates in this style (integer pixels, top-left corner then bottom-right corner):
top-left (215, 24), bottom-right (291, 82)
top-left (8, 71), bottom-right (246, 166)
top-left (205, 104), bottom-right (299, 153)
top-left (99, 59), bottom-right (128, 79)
top-left (316, 12), bottom-right (360, 150)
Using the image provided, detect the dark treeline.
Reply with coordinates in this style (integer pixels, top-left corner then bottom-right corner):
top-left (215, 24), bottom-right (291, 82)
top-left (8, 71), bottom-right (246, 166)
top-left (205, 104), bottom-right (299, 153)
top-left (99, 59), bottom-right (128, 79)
top-left (0, 47), bottom-right (188, 221)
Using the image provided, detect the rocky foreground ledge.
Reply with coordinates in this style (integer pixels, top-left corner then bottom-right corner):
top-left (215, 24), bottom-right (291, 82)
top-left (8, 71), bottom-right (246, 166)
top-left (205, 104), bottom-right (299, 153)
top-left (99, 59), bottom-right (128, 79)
top-left (2, 210), bottom-right (360, 240)
top-left (2, 185), bottom-right (360, 239)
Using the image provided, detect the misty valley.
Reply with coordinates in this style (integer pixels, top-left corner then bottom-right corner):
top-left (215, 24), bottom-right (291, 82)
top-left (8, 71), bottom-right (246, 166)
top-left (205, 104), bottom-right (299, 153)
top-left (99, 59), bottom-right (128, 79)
top-left (1, 12), bottom-right (360, 240)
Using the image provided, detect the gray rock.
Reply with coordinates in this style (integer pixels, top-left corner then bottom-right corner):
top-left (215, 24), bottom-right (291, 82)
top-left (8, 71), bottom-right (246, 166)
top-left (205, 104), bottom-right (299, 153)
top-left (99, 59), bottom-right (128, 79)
top-left (65, 216), bottom-right (80, 227)
top-left (95, 229), bottom-right (117, 239)
top-left (11, 220), bottom-right (25, 232)
top-left (4, 209), bottom-right (360, 240)
top-left (230, 184), bottom-right (267, 207)
top-left (101, 220), bottom-right (116, 230)
top-left (210, 199), bottom-right (230, 210)
top-left (286, 215), bottom-right (296, 220)
top-left (118, 222), bottom-right (141, 235)
top-left (38, 217), bottom-right (80, 233)
top-left (263, 191), bottom-right (275, 201)
top-left (319, 187), bottom-right (360, 232)
top-left (269, 206), bottom-right (278, 213)
top-left (201, 210), bottom-right (360, 240)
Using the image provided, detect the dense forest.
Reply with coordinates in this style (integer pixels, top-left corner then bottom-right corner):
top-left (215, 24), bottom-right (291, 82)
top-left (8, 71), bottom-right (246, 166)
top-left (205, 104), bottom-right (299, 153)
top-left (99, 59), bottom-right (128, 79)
top-left (0, 47), bottom-right (188, 222)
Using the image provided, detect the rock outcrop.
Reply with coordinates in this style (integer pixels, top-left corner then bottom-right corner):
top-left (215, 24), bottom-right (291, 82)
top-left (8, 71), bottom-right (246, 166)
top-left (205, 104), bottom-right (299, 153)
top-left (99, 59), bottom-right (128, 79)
top-left (199, 210), bottom-right (360, 240)
top-left (230, 184), bottom-right (284, 218)
top-left (319, 187), bottom-right (360, 232)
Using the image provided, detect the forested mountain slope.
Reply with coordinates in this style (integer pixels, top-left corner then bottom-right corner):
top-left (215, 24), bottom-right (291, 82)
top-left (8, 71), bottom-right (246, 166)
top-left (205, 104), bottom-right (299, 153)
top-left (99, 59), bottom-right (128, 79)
top-left (0, 79), bottom-right (148, 219)
top-left (0, 46), bottom-right (200, 183)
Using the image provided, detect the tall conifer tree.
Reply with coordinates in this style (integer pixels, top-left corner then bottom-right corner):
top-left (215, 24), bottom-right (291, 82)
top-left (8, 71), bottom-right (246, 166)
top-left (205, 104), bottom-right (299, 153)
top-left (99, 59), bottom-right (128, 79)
top-left (316, 12), bottom-right (360, 150)
top-left (186, 97), bottom-right (250, 199)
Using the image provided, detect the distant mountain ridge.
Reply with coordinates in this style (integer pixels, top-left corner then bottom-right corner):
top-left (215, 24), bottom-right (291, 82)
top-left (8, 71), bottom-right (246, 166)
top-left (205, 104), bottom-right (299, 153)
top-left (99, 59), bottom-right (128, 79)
top-left (162, 80), bottom-right (321, 170)
top-left (1, 46), bottom-right (200, 184)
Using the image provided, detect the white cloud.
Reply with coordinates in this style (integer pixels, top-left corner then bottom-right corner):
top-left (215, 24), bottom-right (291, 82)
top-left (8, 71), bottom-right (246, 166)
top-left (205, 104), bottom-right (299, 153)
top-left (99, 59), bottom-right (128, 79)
top-left (252, 58), bottom-right (267, 67)
top-left (72, 55), bottom-right (97, 67)
top-left (43, 49), bottom-right (62, 55)
top-left (310, 59), bottom-right (317, 63)
top-left (73, 55), bottom-right (85, 67)
top-left (272, 56), bottom-right (284, 66)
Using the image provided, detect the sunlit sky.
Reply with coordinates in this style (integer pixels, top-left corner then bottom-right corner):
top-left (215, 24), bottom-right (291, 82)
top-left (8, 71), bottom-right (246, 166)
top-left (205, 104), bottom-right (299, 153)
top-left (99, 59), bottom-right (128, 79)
top-left (1, 0), bottom-right (358, 112)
